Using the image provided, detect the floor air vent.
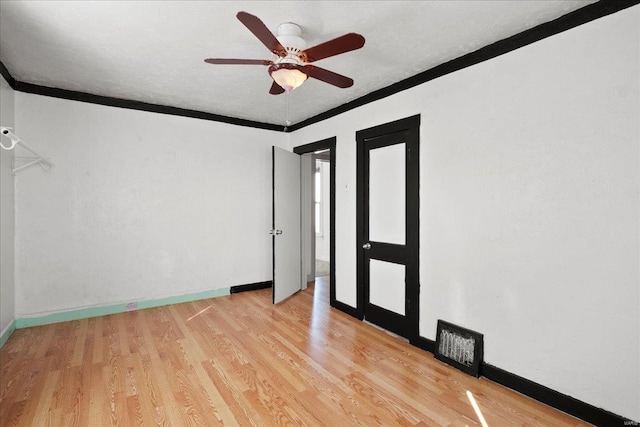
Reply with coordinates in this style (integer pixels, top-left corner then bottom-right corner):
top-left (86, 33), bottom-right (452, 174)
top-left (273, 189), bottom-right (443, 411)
top-left (434, 320), bottom-right (483, 377)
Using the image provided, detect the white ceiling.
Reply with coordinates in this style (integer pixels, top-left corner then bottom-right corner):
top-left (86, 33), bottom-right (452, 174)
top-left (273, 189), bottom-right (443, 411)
top-left (0, 1), bottom-right (598, 127)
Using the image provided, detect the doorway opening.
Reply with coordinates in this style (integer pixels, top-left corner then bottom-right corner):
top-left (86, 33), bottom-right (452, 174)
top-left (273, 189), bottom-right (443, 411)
top-left (313, 150), bottom-right (331, 281)
top-left (294, 137), bottom-right (336, 307)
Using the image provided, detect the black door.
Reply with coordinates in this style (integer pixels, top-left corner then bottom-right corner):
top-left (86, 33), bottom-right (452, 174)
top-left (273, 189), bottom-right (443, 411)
top-left (356, 115), bottom-right (420, 340)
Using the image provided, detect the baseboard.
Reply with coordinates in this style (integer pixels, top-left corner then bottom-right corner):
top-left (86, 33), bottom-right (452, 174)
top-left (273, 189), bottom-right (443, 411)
top-left (331, 300), bottom-right (363, 320)
top-left (411, 335), bottom-right (436, 353)
top-left (481, 363), bottom-right (636, 426)
top-left (230, 281), bottom-right (272, 294)
top-left (0, 320), bottom-right (16, 349)
top-left (14, 287), bottom-right (231, 329)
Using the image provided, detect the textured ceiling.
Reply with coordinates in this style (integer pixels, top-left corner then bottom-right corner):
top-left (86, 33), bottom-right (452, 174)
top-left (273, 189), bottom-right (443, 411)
top-left (0, 1), bottom-right (598, 127)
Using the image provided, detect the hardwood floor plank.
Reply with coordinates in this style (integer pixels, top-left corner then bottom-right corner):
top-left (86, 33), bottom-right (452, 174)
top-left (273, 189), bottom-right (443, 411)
top-left (0, 279), bottom-right (593, 426)
top-left (54, 365), bottom-right (83, 422)
top-left (70, 319), bottom-right (88, 367)
top-left (91, 316), bottom-right (104, 364)
top-left (201, 358), bottom-right (262, 423)
top-left (3, 400), bottom-right (27, 427)
top-left (117, 315), bottom-right (131, 357)
top-left (88, 363), bottom-right (106, 425)
top-left (33, 325), bottom-right (55, 361)
top-left (0, 351), bottom-right (26, 407)
top-left (4, 355), bottom-right (54, 426)
top-left (144, 354), bottom-right (187, 426)
top-left (130, 352), bottom-right (165, 424)
top-left (28, 370), bottom-right (59, 427)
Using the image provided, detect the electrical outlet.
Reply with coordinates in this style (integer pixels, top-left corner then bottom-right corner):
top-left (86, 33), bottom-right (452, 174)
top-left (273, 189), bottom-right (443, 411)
top-left (126, 302), bottom-right (138, 312)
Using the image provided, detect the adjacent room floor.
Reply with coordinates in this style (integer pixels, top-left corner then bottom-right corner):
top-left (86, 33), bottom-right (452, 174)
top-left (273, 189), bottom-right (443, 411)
top-left (0, 277), bottom-right (590, 426)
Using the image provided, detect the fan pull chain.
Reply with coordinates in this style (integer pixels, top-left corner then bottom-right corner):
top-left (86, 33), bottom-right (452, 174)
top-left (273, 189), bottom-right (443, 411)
top-left (284, 90), bottom-right (292, 131)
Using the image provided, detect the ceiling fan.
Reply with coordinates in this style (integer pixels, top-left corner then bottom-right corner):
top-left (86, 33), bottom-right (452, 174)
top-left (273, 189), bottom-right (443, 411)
top-left (204, 12), bottom-right (365, 95)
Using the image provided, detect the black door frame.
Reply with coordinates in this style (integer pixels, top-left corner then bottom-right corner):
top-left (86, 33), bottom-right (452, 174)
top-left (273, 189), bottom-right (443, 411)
top-left (293, 137), bottom-right (337, 308)
top-left (356, 115), bottom-right (420, 342)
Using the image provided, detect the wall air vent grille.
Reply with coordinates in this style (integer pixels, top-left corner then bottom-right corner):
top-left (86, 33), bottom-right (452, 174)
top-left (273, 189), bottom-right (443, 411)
top-left (434, 320), bottom-right (483, 377)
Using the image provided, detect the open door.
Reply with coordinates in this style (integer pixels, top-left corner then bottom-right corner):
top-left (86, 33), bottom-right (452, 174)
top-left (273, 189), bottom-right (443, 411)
top-left (272, 146), bottom-right (302, 304)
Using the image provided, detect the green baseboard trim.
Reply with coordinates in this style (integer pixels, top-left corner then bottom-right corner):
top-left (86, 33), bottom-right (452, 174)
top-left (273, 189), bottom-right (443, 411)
top-left (15, 287), bottom-right (231, 329)
top-left (0, 320), bottom-right (17, 349)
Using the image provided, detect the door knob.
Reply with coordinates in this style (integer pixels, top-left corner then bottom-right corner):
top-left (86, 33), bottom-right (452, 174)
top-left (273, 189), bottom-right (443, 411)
top-left (362, 242), bottom-right (371, 249)
top-left (269, 229), bottom-right (283, 235)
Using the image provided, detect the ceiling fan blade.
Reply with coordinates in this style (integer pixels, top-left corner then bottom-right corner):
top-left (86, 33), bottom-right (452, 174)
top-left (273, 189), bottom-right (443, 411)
top-left (300, 33), bottom-right (365, 63)
top-left (204, 58), bottom-right (273, 65)
top-left (304, 65), bottom-right (354, 88)
top-left (236, 11), bottom-right (286, 57)
top-left (269, 81), bottom-right (285, 95)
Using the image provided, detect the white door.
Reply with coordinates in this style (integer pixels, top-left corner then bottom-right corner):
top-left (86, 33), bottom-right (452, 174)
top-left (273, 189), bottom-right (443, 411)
top-left (272, 146), bottom-right (302, 304)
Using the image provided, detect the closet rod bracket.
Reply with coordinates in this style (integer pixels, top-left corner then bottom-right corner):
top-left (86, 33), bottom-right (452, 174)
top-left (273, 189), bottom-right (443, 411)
top-left (1, 126), bottom-right (54, 175)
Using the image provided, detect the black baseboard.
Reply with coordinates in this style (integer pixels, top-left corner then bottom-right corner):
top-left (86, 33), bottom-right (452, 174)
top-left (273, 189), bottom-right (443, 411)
top-left (481, 364), bottom-right (635, 426)
top-left (412, 335), bottom-right (436, 353)
top-left (229, 281), bottom-right (272, 294)
top-left (331, 300), bottom-right (363, 320)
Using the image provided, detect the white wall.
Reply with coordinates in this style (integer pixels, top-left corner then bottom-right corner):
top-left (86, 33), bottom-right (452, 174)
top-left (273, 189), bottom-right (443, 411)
top-left (291, 6), bottom-right (639, 421)
top-left (0, 75), bottom-right (16, 337)
top-left (14, 93), bottom-right (286, 317)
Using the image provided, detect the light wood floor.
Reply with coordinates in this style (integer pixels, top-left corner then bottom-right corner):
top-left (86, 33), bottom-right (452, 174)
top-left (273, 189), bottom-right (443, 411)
top-left (1, 277), bottom-right (590, 426)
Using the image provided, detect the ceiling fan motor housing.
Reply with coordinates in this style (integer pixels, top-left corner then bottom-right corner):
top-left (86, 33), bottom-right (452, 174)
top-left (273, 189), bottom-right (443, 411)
top-left (276, 22), bottom-right (307, 60)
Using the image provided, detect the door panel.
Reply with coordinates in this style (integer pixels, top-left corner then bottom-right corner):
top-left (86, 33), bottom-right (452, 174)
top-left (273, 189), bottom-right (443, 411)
top-left (356, 115), bottom-right (420, 340)
top-left (369, 259), bottom-right (406, 315)
top-left (369, 143), bottom-right (406, 245)
top-left (272, 146), bottom-right (301, 304)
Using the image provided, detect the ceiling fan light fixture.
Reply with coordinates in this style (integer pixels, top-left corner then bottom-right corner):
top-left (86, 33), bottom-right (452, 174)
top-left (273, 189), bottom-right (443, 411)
top-left (269, 63), bottom-right (308, 91)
